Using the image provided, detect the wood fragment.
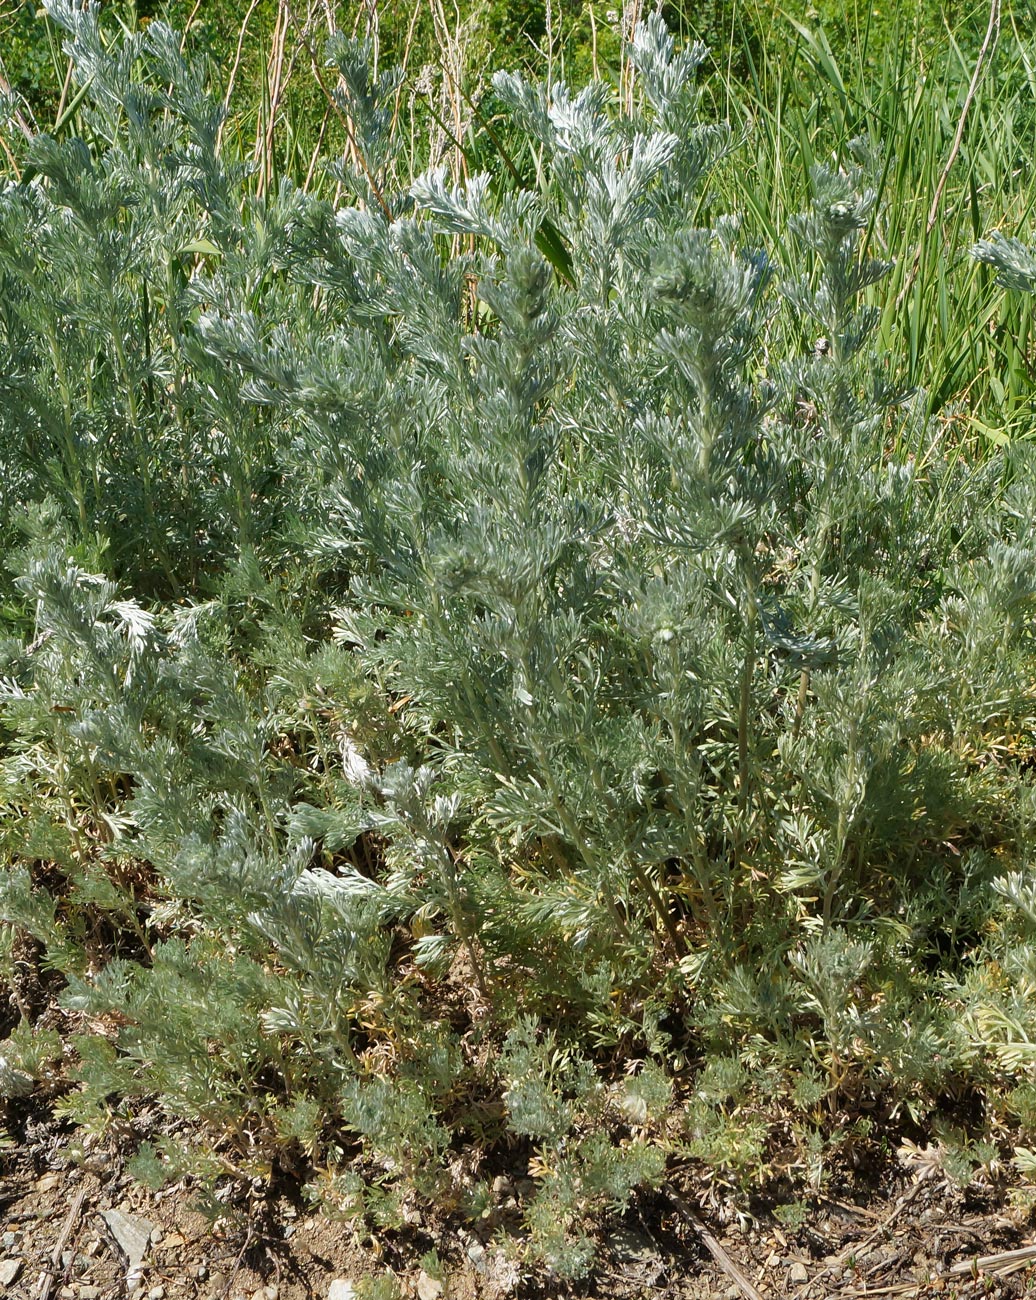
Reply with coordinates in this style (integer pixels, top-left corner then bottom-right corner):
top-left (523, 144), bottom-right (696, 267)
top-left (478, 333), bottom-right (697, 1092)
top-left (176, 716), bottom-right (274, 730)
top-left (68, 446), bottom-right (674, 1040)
top-left (668, 1189), bottom-right (767, 1300)
top-left (755, 1246), bottom-right (779, 1286)
top-left (217, 1224), bottom-right (254, 1299)
top-left (945, 1242), bottom-right (1036, 1276)
top-left (838, 1239), bottom-right (1036, 1296)
top-left (818, 1194), bottom-right (882, 1221)
top-left (38, 1187), bottom-right (86, 1300)
top-left (865, 1246), bottom-right (910, 1279)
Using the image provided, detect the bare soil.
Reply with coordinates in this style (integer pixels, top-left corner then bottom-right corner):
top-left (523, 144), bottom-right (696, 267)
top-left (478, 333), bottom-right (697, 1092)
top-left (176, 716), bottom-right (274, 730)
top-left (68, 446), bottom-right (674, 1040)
top-left (3, 1107), bottom-right (1036, 1300)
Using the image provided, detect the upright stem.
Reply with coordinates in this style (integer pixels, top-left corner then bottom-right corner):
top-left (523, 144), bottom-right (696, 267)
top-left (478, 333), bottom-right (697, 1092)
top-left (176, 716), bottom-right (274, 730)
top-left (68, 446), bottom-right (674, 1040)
top-left (663, 655), bottom-right (723, 930)
top-left (629, 860), bottom-right (686, 955)
top-left (107, 292), bottom-right (180, 596)
top-left (737, 562), bottom-right (759, 818)
top-left (822, 804), bottom-right (848, 929)
top-left (45, 324), bottom-right (87, 530)
top-left (793, 518), bottom-right (830, 740)
top-left (431, 836), bottom-right (490, 1003)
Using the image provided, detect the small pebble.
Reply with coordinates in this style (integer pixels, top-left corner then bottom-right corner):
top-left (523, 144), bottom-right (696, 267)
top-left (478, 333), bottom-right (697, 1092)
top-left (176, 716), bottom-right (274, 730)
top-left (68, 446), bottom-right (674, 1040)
top-left (263, 1286), bottom-right (279, 1300)
top-left (80, 1287), bottom-right (102, 1300)
top-left (194, 1265), bottom-right (208, 1280)
top-left (327, 1281), bottom-right (356, 1300)
top-left (1, 1233), bottom-right (16, 1250)
top-left (149, 1287), bottom-right (166, 1300)
top-left (788, 1261), bottom-right (809, 1285)
top-left (151, 1229), bottom-right (164, 1246)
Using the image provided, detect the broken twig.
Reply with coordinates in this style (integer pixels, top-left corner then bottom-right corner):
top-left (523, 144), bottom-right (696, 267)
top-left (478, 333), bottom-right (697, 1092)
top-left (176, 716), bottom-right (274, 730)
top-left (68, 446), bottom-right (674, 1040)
top-left (38, 1186), bottom-right (86, 1300)
top-left (668, 1189), bottom-right (766, 1300)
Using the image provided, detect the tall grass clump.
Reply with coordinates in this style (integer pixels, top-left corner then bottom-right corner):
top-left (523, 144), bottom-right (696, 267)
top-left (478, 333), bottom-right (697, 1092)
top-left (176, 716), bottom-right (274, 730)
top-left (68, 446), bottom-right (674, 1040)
top-left (1, 0), bottom-right (1036, 1278)
top-left (707, 0), bottom-right (1036, 442)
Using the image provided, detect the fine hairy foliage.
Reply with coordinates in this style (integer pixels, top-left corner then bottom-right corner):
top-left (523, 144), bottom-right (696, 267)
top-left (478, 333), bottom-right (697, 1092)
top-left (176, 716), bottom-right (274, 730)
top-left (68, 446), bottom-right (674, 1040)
top-left (2, 0), bottom-right (1036, 1278)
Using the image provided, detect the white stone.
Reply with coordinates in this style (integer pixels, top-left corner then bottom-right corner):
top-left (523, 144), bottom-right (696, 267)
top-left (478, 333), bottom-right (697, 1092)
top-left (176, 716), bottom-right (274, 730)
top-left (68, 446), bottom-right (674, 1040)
top-left (0, 1260), bottom-right (22, 1287)
top-left (100, 1209), bottom-right (153, 1273)
top-left (327, 1282), bottom-right (356, 1300)
top-left (416, 1272), bottom-right (443, 1300)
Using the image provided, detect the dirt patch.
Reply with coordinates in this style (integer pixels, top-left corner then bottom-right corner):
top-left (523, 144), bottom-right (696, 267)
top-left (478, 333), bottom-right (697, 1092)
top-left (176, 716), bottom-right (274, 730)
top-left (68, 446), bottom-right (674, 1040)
top-left (2, 1113), bottom-right (1036, 1300)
